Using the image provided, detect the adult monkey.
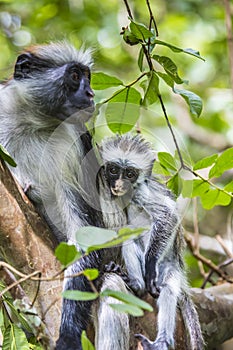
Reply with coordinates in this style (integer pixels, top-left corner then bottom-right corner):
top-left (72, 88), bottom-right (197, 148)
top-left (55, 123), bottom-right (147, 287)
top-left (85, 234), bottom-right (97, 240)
top-left (0, 42), bottom-right (106, 349)
top-left (0, 41), bottom-right (102, 242)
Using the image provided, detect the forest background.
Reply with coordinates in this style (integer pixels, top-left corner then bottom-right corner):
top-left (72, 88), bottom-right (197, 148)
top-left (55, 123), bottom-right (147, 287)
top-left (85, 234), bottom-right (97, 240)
top-left (0, 0), bottom-right (233, 349)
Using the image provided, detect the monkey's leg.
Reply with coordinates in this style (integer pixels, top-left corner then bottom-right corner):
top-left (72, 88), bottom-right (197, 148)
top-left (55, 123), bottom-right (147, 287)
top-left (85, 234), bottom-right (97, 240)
top-left (56, 254), bottom-right (102, 350)
top-left (137, 263), bottom-right (182, 350)
top-left (93, 273), bottom-right (130, 350)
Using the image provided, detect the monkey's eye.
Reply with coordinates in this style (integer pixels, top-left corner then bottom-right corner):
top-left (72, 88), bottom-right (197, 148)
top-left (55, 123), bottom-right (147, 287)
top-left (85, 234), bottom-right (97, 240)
top-left (71, 71), bottom-right (79, 81)
top-left (125, 168), bottom-right (138, 180)
top-left (109, 166), bottom-right (119, 175)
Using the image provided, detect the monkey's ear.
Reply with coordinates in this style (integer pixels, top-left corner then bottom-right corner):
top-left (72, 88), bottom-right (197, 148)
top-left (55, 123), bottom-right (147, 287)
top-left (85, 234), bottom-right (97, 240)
top-left (14, 53), bottom-right (34, 80)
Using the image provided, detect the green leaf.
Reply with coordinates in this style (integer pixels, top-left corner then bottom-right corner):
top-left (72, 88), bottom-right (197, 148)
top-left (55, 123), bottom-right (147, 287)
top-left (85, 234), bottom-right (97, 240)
top-left (193, 154), bottom-right (218, 171)
top-left (63, 290), bottom-right (99, 301)
top-left (158, 152), bottom-right (177, 171)
top-left (156, 72), bottom-right (174, 88)
top-left (4, 299), bottom-right (34, 334)
top-left (75, 226), bottom-right (117, 252)
top-left (0, 145), bottom-right (17, 167)
top-left (153, 39), bottom-right (205, 61)
top-left (141, 71), bottom-right (159, 106)
top-left (152, 55), bottom-right (184, 84)
top-left (152, 160), bottom-right (171, 176)
top-left (87, 227), bottom-right (145, 253)
top-left (101, 289), bottom-right (153, 312)
top-left (138, 47), bottom-right (144, 72)
top-left (82, 269), bottom-right (99, 281)
top-left (109, 303), bottom-right (143, 317)
top-left (224, 180), bottom-right (233, 193)
top-left (122, 27), bottom-right (140, 46)
top-left (81, 331), bottom-right (95, 350)
top-left (129, 20), bottom-right (154, 41)
top-left (167, 173), bottom-right (182, 197)
top-left (173, 88), bottom-right (203, 117)
top-left (106, 87), bottom-right (141, 133)
top-left (200, 189), bottom-right (232, 210)
top-left (209, 148), bottom-right (233, 178)
top-left (118, 227), bottom-right (145, 238)
top-left (55, 242), bottom-right (81, 267)
top-left (91, 72), bottom-right (123, 90)
top-left (2, 324), bottom-right (30, 350)
top-left (182, 179), bottom-right (210, 198)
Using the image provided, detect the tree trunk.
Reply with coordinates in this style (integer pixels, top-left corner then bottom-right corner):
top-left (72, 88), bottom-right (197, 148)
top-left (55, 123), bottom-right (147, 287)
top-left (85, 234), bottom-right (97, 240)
top-left (0, 160), bottom-right (62, 348)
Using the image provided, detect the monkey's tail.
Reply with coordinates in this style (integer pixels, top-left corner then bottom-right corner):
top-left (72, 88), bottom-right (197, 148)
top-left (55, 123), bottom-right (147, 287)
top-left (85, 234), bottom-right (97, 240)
top-left (180, 292), bottom-right (205, 350)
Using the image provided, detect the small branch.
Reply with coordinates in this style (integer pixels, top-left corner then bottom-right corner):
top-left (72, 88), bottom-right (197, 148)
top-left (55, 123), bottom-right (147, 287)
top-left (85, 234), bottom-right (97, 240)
top-left (192, 198), bottom-right (207, 279)
top-left (0, 270), bottom-right (41, 299)
top-left (123, 0), bottom-right (133, 19)
top-left (145, 0), bottom-right (159, 36)
top-left (101, 72), bottom-right (148, 105)
top-left (216, 234), bottom-right (233, 258)
top-left (190, 168), bottom-right (233, 198)
top-left (185, 232), bottom-right (233, 284)
top-left (157, 94), bottom-right (185, 168)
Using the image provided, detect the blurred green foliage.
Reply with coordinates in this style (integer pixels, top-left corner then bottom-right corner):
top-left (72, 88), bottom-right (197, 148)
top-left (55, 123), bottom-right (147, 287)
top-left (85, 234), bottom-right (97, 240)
top-left (1, 0), bottom-right (231, 151)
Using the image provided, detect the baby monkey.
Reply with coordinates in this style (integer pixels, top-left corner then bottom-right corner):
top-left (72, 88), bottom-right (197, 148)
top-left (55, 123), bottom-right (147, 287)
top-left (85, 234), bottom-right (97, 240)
top-left (97, 133), bottom-right (204, 350)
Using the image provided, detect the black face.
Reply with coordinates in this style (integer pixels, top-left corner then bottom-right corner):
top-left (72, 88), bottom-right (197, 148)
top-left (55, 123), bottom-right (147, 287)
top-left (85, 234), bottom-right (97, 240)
top-left (105, 162), bottom-right (139, 197)
top-left (14, 52), bottom-right (95, 120)
top-left (61, 62), bottom-right (94, 117)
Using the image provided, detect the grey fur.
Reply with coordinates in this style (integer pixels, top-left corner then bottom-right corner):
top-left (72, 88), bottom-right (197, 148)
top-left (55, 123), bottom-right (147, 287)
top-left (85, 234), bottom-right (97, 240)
top-left (98, 133), bottom-right (204, 350)
top-left (0, 41), bottom-right (102, 242)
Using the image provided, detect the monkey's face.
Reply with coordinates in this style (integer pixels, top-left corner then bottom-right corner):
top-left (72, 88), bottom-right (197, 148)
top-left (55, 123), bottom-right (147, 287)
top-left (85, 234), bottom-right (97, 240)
top-left (105, 162), bottom-right (139, 197)
top-left (60, 63), bottom-right (95, 119)
top-left (14, 52), bottom-right (95, 120)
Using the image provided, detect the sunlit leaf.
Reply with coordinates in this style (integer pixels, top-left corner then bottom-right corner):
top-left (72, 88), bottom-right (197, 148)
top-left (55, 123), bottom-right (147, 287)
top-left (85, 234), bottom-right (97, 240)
top-left (153, 160), bottom-right (171, 176)
top-left (55, 242), bottom-right (81, 267)
top-left (182, 179), bottom-right (209, 198)
top-left (82, 269), bottom-right (99, 281)
top-left (106, 87), bottom-right (141, 133)
top-left (81, 331), bottom-right (95, 350)
top-left (63, 290), bottom-right (99, 301)
top-left (193, 154), bottom-right (218, 171)
top-left (158, 152), bottom-right (177, 171)
top-left (91, 72), bottom-right (123, 90)
top-left (224, 180), bottom-right (233, 193)
top-left (200, 189), bottom-right (232, 210)
top-left (167, 173), bottom-right (183, 197)
top-left (209, 148), bottom-right (233, 178)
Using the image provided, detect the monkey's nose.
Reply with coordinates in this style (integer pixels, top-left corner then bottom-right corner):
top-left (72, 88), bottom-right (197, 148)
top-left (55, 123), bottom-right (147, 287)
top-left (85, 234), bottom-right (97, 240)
top-left (86, 87), bottom-right (95, 98)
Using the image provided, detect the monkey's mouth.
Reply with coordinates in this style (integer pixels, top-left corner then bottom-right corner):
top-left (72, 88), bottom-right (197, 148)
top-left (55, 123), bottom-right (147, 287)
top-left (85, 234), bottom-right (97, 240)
top-left (111, 188), bottom-right (129, 197)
